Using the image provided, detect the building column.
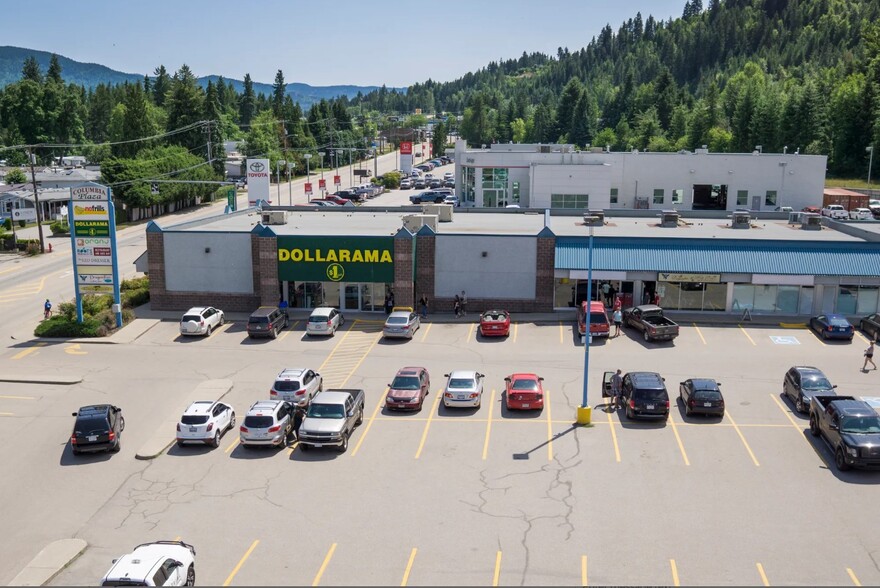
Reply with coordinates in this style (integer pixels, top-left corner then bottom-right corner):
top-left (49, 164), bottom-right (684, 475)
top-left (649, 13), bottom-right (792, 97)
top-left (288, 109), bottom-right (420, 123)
top-left (252, 232), bottom-right (279, 306)
top-left (535, 230), bottom-right (556, 312)
top-left (393, 228), bottom-right (414, 308)
top-left (145, 222), bottom-right (167, 309)
top-left (415, 229), bottom-right (436, 308)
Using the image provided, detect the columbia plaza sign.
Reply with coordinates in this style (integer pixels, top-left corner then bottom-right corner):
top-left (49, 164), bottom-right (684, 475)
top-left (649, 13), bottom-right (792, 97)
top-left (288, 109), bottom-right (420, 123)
top-left (276, 236), bottom-right (394, 283)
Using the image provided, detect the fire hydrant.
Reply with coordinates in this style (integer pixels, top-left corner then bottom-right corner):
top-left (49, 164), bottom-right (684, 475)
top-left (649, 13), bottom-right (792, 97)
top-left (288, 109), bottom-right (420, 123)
top-left (48, 243), bottom-right (52, 253)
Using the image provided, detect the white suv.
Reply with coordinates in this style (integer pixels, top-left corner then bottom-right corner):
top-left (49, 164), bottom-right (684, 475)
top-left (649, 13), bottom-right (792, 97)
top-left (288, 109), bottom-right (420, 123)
top-left (101, 540), bottom-right (195, 586)
top-left (306, 307), bottom-right (344, 336)
top-left (179, 306), bottom-right (225, 336)
top-left (176, 401), bottom-right (235, 448)
top-left (270, 368), bottom-right (323, 406)
top-left (240, 400), bottom-right (294, 448)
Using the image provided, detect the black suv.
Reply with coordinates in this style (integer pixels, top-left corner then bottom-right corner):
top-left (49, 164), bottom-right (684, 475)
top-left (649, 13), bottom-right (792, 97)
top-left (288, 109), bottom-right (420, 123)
top-left (246, 306), bottom-right (289, 339)
top-left (70, 405), bottom-right (124, 454)
top-left (622, 372), bottom-right (670, 420)
top-left (783, 365), bottom-right (836, 413)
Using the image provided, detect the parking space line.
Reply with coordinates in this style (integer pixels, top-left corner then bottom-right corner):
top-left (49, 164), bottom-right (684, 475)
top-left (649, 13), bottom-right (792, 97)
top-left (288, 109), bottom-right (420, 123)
top-left (738, 325), bottom-right (757, 346)
top-left (223, 539), bottom-right (259, 586)
top-left (467, 323), bottom-right (475, 341)
top-left (667, 413), bottom-right (690, 466)
top-left (725, 410), bottom-right (760, 466)
top-left (756, 562), bottom-right (770, 586)
top-left (420, 322), bottom-right (432, 342)
top-left (400, 548), bottom-right (417, 586)
top-left (559, 321), bottom-right (564, 344)
top-left (670, 559), bottom-right (680, 586)
top-left (492, 551), bottom-right (502, 586)
top-left (693, 323), bottom-right (707, 345)
top-left (224, 438), bottom-right (240, 454)
top-left (0, 266), bottom-right (21, 276)
top-left (482, 389), bottom-right (496, 460)
top-left (214, 323), bottom-right (233, 335)
top-left (279, 330), bottom-right (292, 342)
top-left (351, 389), bottom-right (386, 457)
top-left (855, 331), bottom-right (870, 344)
top-left (581, 555), bottom-right (588, 586)
top-left (312, 543), bottom-right (337, 586)
top-left (415, 391), bottom-right (443, 459)
top-left (173, 535), bottom-right (181, 541)
top-left (607, 408), bottom-right (621, 462)
top-left (286, 440), bottom-right (299, 456)
top-left (289, 321), bottom-right (299, 331)
top-left (0, 394), bottom-right (35, 400)
top-left (847, 567), bottom-right (861, 586)
top-left (769, 394), bottom-right (831, 467)
top-left (513, 323), bottom-right (518, 343)
top-left (0, 412), bottom-right (14, 416)
top-left (11, 343), bottom-right (46, 360)
top-left (545, 390), bottom-right (554, 461)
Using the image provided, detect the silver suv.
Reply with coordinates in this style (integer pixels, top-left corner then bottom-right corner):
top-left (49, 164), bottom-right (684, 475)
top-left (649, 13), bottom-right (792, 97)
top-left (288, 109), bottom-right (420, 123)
top-left (101, 540), bottom-right (196, 586)
top-left (240, 400), bottom-right (294, 448)
top-left (270, 368), bottom-right (323, 406)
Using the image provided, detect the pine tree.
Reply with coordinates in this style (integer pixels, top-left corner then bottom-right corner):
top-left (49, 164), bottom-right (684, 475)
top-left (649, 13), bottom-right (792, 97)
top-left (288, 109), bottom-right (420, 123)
top-left (21, 56), bottom-right (42, 83)
top-left (203, 80), bottom-right (225, 173)
top-left (272, 70), bottom-right (286, 117)
top-left (152, 65), bottom-right (171, 107)
top-left (239, 73), bottom-right (256, 127)
top-left (47, 54), bottom-right (63, 84)
top-left (115, 82), bottom-right (154, 158)
top-left (165, 64), bottom-right (206, 152)
top-left (553, 77), bottom-right (583, 141)
top-left (570, 90), bottom-right (598, 147)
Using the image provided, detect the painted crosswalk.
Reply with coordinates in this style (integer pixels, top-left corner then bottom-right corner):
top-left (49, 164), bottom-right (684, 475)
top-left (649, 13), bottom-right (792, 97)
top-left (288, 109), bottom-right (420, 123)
top-left (317, 321), bottom-right (383, 388)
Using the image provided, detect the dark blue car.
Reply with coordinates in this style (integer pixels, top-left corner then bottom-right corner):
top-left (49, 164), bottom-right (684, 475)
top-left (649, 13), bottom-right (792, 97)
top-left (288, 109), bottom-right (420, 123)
top-left (809, 314), bottom-right (854, 341)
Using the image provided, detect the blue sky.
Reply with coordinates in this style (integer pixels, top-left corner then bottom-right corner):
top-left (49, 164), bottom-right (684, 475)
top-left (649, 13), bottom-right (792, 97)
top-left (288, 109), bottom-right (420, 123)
top-left (5, 0), bottom-right (687, 87)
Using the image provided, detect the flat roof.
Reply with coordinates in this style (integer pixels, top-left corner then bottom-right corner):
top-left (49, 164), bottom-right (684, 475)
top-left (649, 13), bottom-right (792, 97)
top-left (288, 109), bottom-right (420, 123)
top-left (159, 207), bottom-right (869, 243)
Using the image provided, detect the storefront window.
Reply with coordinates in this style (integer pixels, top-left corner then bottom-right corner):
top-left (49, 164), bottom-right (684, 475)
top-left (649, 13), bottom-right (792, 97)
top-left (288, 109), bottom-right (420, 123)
top-left (732, 284), bottom-right (806, 314)
top-left (550, 194), bottom-right (589, 208)
top-left (837, 284), bottom-right (879, 314)
top-left (463, 167), bottom-right (476, 205)
top-left (703, 283), bottom-right (726, 311)
top-left (857, 285), bottom-right (879, 313)
top-left (776, 286), bottom-right (800, 313)
top-left (512, 181), bottom-right (520, 204)
top-left (737, 190), bottom-right (748, 206)
top-left (753, 285), bottom-right (778, 312)
top-left (657, 281), bottom-right (724, 312)
top-left (481, 168), bottom-right (509, 207)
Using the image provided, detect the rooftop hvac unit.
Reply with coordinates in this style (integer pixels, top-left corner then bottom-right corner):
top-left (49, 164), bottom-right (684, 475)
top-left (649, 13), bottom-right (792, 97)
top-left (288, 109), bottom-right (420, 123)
top-left (539, 145), bottom-right (552, 153)
top-left (261, 211), bottom-right (287, 225)
top-left (659, 210), bottom-right (680, 228)
top-left (422, 203), bottom-right (453, 222)
top-left (402, 214), bottom-right (438, 234)
top-left (787, 211), bottom-right (803, 225)
top-left (583, 209), bottom-right (604, 226)
top-left (800, 213), bottom-right (822, 231)
top-left (731, 210), bottom-right (751, 229)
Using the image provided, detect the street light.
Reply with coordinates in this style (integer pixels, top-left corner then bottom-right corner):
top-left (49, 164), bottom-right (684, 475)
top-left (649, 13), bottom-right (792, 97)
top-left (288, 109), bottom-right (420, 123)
top-left (287, 162), bottom-right (295, 206)
top-left (318, 151), bottom-right (326, 196)
top-left (577, 221), bottom-right (596, 425)
top-left (867, 145), bottom-right (874, 185)
top-left (304, 153), bottom-right (312, 181)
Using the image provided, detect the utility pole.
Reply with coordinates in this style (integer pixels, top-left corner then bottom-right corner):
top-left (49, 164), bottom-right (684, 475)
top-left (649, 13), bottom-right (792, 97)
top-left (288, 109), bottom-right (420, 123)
top-left (203, 123), bottom-right (213, 164)
top-left (28, 148), bottom-right (46, 254)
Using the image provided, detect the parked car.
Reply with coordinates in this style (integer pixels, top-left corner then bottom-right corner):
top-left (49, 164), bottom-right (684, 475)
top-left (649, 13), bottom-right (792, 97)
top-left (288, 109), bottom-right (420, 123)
top-left (859, 312), bottom-right (880, 340)
top-left (479, 309), bottom-right (510, 337)
top-left (308, 199), bottom-right (340, 207)
top-left (577, 301), bottom-right (610, 339)
top-left (821, 204), bottom-right (848, 220)
top-left (678, 378), bottom-right (725, 417)
top-left (179, 306), bottom-right (225, 337)
top-left (504, 373), bottom-right (545, 411)
top-left (239, 400), bottom-right (294, 448)
top-left (409, 190), bottom-right (445, 204)
top-left (70, 404), bottom-right (124, 454)
top-left (440, 156), bottom-right (452, 164)
top-left (810, 395), bottom-right (880, 471)
top-left (386, 367), bottom-right (430, 411)
top-left (306, 307), bottom-right (344, 336)
top-left (622, 304), bottom-right (680, 342)
top-left (774, 206), bottom-right (794, 212)
top-left (809, 314), bottom-right (854, 341)
top-left (424, 173), bottom-right (434, 181)
top-left (270, 368), bottom-right (323, 406)
top-left (333, 189), bottom-right (363, 203)
top-left (246, 306), bottom-right (288, 339)
top-left (429, 179), bottom-right (443, 189)
top-left (298, 389), bottom-right (365, 452)
top-left (400, 178), bottom-right (412, 189)
top-left (442, 370), bottom-right (485, 408)
top-left (176, 401), bottom-right (235, 447)
top-left (443, 194), bottom-right (459, 206)
top-left (802, 205), bottom-right (821, 214)
top-left (101, 541), bottom-right (196, 587)
top-left (621, 372), bottom-right (670, 420)
top-left (414, 178), bottom-right (426, 189)
top-left (443, 179), bottom-right (455, 188)
top-left (849, 207), bottom-right (873, 220)
top-left (323, 193), bottom-right (351, 206)
top-left (383, 309), bottom-right (420, 339)
top-left (443, 172), bottom-right (454, 180)
top-left (783, 366), bottom-right (837, 413)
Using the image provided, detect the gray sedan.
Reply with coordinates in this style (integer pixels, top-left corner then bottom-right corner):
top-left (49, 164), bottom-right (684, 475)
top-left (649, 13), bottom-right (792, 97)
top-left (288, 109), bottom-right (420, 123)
top-left (383, 310), bottom-right (420, 339)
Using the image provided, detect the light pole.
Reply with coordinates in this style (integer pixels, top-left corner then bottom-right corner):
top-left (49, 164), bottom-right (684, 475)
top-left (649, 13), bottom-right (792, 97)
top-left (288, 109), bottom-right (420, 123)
top-left (275, 159), bottom-right (284, 204)
top-left (577, 222), bottom-right (595, 425)
top-left (287, 162), bottom-right (295, 206)
top-left (304, 153), bottom-right (312, 181)
top-left (867, 145), bottom-right (874, 185)
top-left (336, 149), bottom-right (342, 188)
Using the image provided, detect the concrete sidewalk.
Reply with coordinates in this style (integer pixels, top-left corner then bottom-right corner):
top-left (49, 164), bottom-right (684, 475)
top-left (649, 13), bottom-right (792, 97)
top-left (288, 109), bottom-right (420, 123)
top-left (0, 373), bottom-right (81, 385)
top-left (8, 538), bottom-right (87, 586)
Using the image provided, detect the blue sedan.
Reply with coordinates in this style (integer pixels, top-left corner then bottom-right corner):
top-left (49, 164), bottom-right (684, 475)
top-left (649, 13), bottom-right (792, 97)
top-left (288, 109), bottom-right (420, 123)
top-left (809, 314), bottom-right (854, 341)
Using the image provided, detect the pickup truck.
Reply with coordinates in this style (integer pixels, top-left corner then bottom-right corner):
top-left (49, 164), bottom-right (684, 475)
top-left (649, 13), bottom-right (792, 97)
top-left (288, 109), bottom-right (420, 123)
top-left (622, 304), bottom-right (680, 342)
top-left (809, 395), bottom-right (880, 471)
top-left (409, 190), bottom-right (445, 204)
top-left (297, 389), bottom-right (365, 453)
top-left (821, 204), bottom-right (848, 220)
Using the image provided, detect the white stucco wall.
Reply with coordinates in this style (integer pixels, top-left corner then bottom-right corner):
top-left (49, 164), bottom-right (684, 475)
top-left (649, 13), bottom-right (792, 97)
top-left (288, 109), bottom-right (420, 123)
top-left (164, 232), bottom-right (253, 293)
top-left (530, 164), bottom-right (611, 209)
top-left (434, 235), bottom-right (536, 299)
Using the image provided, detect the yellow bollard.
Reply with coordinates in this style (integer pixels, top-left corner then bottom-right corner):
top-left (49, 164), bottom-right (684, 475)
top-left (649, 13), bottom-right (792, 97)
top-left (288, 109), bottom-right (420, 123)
top-left (576, 405), bottom-right (592, 425)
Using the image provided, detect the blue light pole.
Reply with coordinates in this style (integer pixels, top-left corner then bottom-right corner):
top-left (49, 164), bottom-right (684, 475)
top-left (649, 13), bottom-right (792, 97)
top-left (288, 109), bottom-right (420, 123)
top-left (577, 224), bottom-right (594, 424)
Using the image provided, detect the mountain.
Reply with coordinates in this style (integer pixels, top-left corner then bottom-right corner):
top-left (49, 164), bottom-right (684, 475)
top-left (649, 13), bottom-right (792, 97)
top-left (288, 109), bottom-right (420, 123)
top-left (0, 46), bottom-right (399, 108)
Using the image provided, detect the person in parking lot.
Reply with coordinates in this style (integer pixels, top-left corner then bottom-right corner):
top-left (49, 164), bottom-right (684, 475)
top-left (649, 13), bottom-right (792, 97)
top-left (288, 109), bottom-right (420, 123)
top-left (612, 307), bottom-right (623, 337)
top-left (419, 294), bottom-right (428, 319)
top-left (453, 294), bottom-right (461, 318)
top-left (863, 340), bottom-right (877, 372)
top-left (460, 290), bottom-right (468, 316)
top-left (610, 369), bottom-right (623, 410)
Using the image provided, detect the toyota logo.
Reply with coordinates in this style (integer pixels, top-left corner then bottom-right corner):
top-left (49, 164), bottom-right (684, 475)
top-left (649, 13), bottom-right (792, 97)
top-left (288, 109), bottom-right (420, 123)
top-left (250, 162), bottom-right (265, 172)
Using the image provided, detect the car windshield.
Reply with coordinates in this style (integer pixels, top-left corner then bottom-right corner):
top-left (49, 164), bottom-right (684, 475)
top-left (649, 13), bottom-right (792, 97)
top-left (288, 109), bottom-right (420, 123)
top-left (483, 313), bottom-right (506, 321)
top-left (391, 376), bottom-right (420, 390)
top-left (181, 415), bottom-right (209, 425)
top-left (840, 416), bottom-right (880, 434)
top-left (243, 416), bottom-right (273, 428)
top-left (387, 317), bottom-right (408, 325)
top-left (273, 380), bottom-right (300, 392)
top-left (75, 417), bottom-right (108, 432)
top-left (511, 379), bottom-right (539, 391)
top-left (635, 389), bottom-right (668, 402)
top-left (307, 403), bottom-right (345, 419)
top-left (309, 315), bottom-right (329, 323)
top-left (802, 376), bottom-right (832, 390)
top-left (448, 378), bottom-right (475, 389)
top-left (181, 314), bottom-right (201, 323)
top-left (828, 317), bottom-right (850, 327)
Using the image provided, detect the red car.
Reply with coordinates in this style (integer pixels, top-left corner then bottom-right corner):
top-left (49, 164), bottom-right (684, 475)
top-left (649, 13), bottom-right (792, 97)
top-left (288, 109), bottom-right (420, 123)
top-left (480, 309), bottom-right (510, 337)
top-left (802, 205), bottom-right (821, 214)
top-left (324, 193), bottom-right (349, 205)
top-left (385, 366), bottom-right (430, 411)
top-left (504, 373), bottom-right (545, 411)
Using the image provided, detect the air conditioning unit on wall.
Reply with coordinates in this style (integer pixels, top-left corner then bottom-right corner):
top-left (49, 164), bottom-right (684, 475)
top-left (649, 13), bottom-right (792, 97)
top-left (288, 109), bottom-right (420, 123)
top-left (261, 211), bottom-right (287, 225)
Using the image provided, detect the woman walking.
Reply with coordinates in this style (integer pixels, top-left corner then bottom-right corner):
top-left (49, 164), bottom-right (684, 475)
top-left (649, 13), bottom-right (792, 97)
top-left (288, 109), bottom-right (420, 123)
top-left (863, 340), bottom-right (877, 372)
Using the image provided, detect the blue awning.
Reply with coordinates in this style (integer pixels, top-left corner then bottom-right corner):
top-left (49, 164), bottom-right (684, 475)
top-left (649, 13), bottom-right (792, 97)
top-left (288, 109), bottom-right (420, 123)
top-left (555, 237), bottom-right (880, 276)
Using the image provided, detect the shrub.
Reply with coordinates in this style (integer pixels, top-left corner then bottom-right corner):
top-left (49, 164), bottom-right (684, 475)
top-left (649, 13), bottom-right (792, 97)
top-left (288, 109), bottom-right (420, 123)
top-left (49, 221), bottom-right (69, 235)
top-left (3, 218), bottom-right (10, 230)
top-left (121, 288), bottom-right (150, 308)
top-left (25, 242), bottom-right (40, 255)
top-left (34, 315), bottom-right (102, 337)
top-left (81, 294), bottom-right (112, 316)
top-left (121, 276), bottom-right (149, 291)
top-left (378, 171), bottom-right (401, 189)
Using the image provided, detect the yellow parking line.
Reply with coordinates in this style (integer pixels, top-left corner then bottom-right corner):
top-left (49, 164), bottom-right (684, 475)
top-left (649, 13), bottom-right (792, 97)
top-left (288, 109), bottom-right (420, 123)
top-left (607, 406), bottom-right (621, 462)
top-left (513, 323), bottom-right (518, 343)
top-left (400, 548), bottom-right (417, 586)
top-left (670, 559), bottom-right (680, 586)
top-left (482, 389), bottom-right (496, 460)
top-left (467, 323), bottom-right (475, 341)
top-left (847, 567), bottom-right (862, 586)
top-left (738, 324), bottom-right (757, 346)
top-left (581, 555), bottom-right (588, 586)
top-left (338, 333), bottom-right (382, 387)
top-left (492, 551), bottom-right (502, 586)
top-left (224, 438), bottom-right (240, 454)
top-left (0, 266), bottom-right (21, 276)
top-left (693, 323), bottom-right (707, 345)
top-left (351, 389), bottom-right (386, 457)
top-left (415, 391), bottom-right (442, 459)
top-left (312, 543), bottom-right (337, 586)
top-left (855, 331), bottom-right (870, 344)
top-left (559, 321), bottom-right (564, 344)
top-left (420, 322), bottom-right (432, 342)
top-left (11, 343), bottom-right (46, 360)
top-left (0, 394), bottom-right (36, 400)
top-left (725, 410), bottom-right (760, 466)
top-left (769, 394), bottom-right (803, 431)
top-left (756, 562), bottom-right (770, 586)
top-left (290, 321), bottom-right (299, 330)
top-left (317, 326), bottom-right (358, 372)
top-left (668, 413), bottom-right (690, 466)
top-left (0, 412), bottom-right (14, 416)
top-left (279, 330), bottom-right (292, 342)
top-left (545, 390), bottom-right (553, 462)
top-left (286, 440), bottom-right (299, 456)
top-left (223, 539), bottom-right (259, 586)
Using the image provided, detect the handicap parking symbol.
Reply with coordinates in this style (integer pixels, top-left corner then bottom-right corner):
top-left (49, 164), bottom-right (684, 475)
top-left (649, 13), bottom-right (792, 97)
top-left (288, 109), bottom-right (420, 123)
top-left (770, 335), bottom-right (800, 345)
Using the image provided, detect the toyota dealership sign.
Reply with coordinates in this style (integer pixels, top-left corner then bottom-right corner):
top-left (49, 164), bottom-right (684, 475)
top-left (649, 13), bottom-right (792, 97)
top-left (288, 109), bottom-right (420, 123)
top-left (246, 158), bottom-right (271, 206)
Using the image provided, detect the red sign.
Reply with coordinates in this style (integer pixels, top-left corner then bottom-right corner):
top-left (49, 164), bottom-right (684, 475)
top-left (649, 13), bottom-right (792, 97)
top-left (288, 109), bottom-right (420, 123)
top-left (334, 175), bottom-right (341, 186)
top-left (400, 142), bottom-right (413, 155)
top-left (318, 179), bottom-right (326, 189)
top-left (304, 182), bottom-right (313, 194)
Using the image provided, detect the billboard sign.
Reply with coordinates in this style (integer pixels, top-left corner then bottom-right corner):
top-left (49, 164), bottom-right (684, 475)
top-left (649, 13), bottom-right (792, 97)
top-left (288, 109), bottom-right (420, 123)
top-left (246, 158), bottom-right (271, 206)
top-left (11, 208), bottom-right (37, 222)
top-left (276, 236), bottom-right (394, 283)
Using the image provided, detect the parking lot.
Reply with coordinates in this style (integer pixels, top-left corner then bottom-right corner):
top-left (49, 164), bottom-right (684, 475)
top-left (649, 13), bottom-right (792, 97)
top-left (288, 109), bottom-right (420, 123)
top-left (2, 315), bottom-right (879, 586)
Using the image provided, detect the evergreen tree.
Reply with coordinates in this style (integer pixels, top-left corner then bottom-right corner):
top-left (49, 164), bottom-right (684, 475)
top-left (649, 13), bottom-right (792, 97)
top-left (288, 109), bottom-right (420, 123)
top-left (21, 57), bottom-right (42, 83)
top-left (553, 77), bottom-right (583, 141)
top-left (47, 54), bottom-right (63, 84)
top-left (87, 84), bottom-right (114, 142)
top-left (115, 82), bottom-right (154, 158)
top-left (570, 90), bottom-right (598, 147)
top-left (165, 64), bottom-right (205, 152)
top-left (204, 80), bottom-right (225, 172)
top-left (272, 69), bottom-right (286, 117)
top-left (529, 103), bottom-right (553, 142)
top-left (431, 121), bottom-right (447, 157)
top-left (653, 68), bottom-right (678, 131)
top-left (152, 65), bottom-right (171, 107)
top-left (239, 73), bottom-right (256, 126)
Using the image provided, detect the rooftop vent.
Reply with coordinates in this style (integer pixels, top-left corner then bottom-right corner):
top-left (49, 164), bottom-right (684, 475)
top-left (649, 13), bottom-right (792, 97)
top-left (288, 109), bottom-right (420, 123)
top-left (402, 214), bottom-right (438, 234)
top-left (659, 210), bottom-right (680, 228)
top-left (261, 211), bottom-right (287, 225)
top-left (731, 210), bottom-right (751, 229)
top-left (800, 213), bottom-right (822, 231)
top-left (583, 209), bottom-right (604, 226)
top-left (787, 211), bottom-right (803, 225)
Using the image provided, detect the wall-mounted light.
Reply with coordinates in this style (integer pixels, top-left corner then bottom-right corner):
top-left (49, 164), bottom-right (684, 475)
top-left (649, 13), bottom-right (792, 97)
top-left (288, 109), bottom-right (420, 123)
top-left (204, 247), bottom-right (211, 253)
top-left (481, 251), bottom-right (488, 258)
top-left (689, 169), bottom-right (695, 174)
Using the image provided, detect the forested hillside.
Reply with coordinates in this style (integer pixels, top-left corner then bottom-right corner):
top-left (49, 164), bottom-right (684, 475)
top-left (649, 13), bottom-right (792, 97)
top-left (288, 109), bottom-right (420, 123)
top-left (355, 0), bottom-right (880, 177)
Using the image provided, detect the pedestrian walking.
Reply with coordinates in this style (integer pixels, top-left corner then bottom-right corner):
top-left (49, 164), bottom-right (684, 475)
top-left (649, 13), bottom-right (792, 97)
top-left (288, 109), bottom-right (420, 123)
top-left (610, 369), bottom-right (623, 410)
top-left (863, 340), bottom-right (877, 372)
top-left (419, 294), bottom-right (428, 319)
top-left (460, 290), bottom-right (468, 316)
top-left (454, 294), bottom-right (461, 317)
top-left (384, 294), bottom-right (392, 315)
top-left (601, 282), bottom-right (611, 307)
top-left (612, 308), bottom-right (623, 337)
top-left (43, 298), bottom-right (52, 320)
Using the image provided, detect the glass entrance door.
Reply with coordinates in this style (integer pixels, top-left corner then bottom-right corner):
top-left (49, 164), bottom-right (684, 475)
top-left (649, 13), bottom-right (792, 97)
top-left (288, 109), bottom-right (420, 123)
top-left (344, 284), bottom-right (360, 310)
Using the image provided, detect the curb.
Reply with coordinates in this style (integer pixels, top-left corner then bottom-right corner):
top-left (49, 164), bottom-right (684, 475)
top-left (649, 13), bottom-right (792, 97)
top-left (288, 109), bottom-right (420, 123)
top-left (135, 379), bottom-right (233, 460)
top-left (0, 374), bottom-right (82, 385)
top-left (9, 538), bottom-right (87, 586)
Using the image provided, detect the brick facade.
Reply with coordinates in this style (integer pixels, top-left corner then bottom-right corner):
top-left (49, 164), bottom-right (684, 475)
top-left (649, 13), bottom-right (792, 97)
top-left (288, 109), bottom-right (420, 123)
top-left (535, 235), bottom-right (556, 311)
top-left (393, 236), bottom-right (414, 308)
top-left (255, 233), bottom-right (279, 305)
top-left (414, 232), bottom-right (436, 304)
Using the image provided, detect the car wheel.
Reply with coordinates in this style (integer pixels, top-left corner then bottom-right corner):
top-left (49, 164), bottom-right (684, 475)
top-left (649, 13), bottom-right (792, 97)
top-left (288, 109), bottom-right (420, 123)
top-left (685, 403), bottom-right (692, 417)
top-left (835, 447), bottom-right (851, 471)
top-left (229, 412), bottom-right (236, 430)
top-left (211, 431), bottom-right (221, 448)
top-left (270, 326), bottom-right (278, 339)
top-left (119, 417), bottom-right (125, 432)
top-left (796, 395), bottom-right (806, 413)
top-left (643, 330), bottom-right (650, 342)
top-left (822, 330), bottom-right (828, 340)
top-left (338, 433), bottom-right (349, 453)
top-left (355, 408), bottom-right (364, 426)
top-left (186, 564), bottom-right (195, 586)
top-left (809, 415), bottom-right (820, 437)
top-left (206, 325), bottom-right (212, 336)
top-left (110, 440), bottom-right (121, 453)
top-left (220, 315), bottom-right (225, 326)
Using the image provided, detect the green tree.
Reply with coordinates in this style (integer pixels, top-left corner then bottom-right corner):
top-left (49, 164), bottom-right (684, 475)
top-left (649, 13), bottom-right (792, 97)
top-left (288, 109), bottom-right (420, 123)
top-left (4, 168), bottom-right (26, 184)
top-left (707, 126), bottom-right (732, 152)
top-left (204, 80), bottom-right (226, 174)
top-left (594, 127), bottom-right (617, 150)
top-left (47, 54), bottom-right (63, 84)
top-left (553, 77), bottom-right (583, 141)
top-left (152, 65), bottom-right (171, 107)
top-left (239, 73), bottom-right (256, 127)
top-left (165, 65), bottom-right (205, 152)
top-left (87, 84), bottom-right (114, 142)
top-left (114, 82), bottom-right (156, 158)
top-left (272, 69), bottom-right (286, 117)
top-left (569, 90), bottom-right (598, 147)
top-left (431, 121), bottom-right (448, 157)
top-left (510, 117), bottom-right (527, 143)
top-left (21, 56), bottom-right (42, 83)
top-left (634, 107), bottom-right (662, 150)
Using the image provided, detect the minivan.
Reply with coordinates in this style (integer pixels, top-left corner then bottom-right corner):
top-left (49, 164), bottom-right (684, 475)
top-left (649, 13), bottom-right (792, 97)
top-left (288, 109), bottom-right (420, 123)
top-left (246, 306), bottom-right (288, 339)
top-left (622, 372), bottom-right (670, 420)
top-left (577, 301), bottom-right (610, 339)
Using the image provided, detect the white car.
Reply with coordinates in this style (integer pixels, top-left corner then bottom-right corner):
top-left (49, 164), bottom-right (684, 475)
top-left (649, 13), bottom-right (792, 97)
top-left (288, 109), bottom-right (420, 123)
top-left (849, 208), bottom-right (872, 220)
top-left (179, 306), bottom-right (225, 336)
top-left (270, 368), bottom-right (323, 406)
top-left (442, 370), bottom-right (485, 409)
top-left (443, 171), bottom-right (454, 180)
top-left (101, 540), bottom-right (196, 586)
top-left (176, 401), bottom-right (235, 447)
top-left (240, 400), bottom-right (294, 448)
top-left (821, 204), bottom-right (848, 220)
top-left (443, 195), bottom-right (460, 206)
top-left (306, 307), bottom-right (344, 336)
